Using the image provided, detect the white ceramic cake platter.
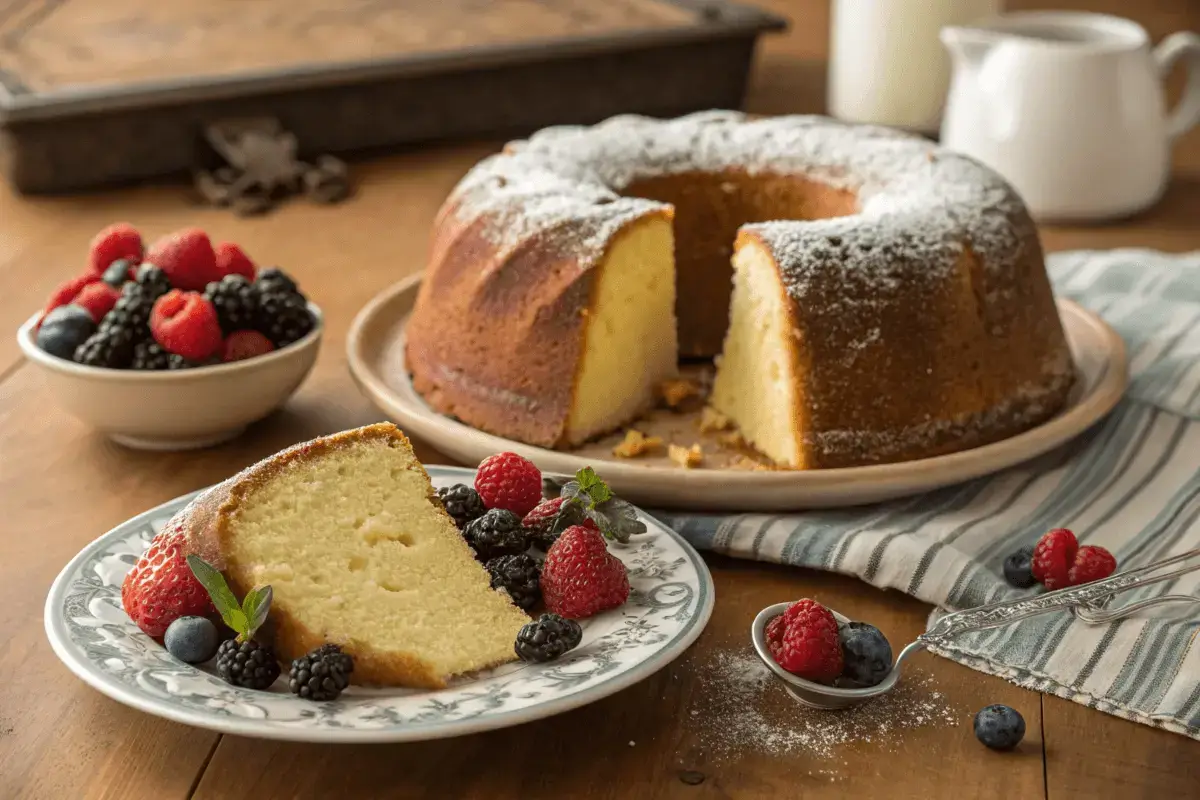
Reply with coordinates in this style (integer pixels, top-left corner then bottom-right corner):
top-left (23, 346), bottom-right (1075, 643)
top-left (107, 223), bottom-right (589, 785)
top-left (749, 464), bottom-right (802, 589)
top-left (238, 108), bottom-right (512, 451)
top-left (347, 275), bottom-right (1128, 512)
top-left (44, 466), bottom-right (714, 743)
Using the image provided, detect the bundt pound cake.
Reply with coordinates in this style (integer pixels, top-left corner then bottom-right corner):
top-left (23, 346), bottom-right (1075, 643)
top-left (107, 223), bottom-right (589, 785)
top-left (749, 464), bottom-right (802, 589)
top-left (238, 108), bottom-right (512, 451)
top-left (406, 111), bottom-right (1075, 468)
top-left (178, 423), bottom-right (529, 688)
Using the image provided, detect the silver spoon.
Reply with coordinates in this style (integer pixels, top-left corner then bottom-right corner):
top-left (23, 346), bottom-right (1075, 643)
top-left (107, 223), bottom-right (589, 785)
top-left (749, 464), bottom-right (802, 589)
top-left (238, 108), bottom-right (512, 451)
top-left (751, 547), bottom-right (1200, 710)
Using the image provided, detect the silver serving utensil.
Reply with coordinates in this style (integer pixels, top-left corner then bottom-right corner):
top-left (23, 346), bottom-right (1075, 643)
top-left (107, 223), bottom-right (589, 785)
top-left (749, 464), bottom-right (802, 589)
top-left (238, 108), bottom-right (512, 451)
top-left (751, 548), bottom-right (1200, 710)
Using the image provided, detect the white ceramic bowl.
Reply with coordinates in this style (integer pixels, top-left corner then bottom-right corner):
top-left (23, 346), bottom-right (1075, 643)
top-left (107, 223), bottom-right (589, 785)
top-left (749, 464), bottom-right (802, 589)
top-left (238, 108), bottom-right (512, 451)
top-left (16, 304), bottom-right (323, 450)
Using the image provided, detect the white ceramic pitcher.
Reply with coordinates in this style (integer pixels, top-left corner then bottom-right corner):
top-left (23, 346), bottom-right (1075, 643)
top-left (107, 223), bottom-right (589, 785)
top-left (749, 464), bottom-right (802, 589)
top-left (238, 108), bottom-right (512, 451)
top-left (940, 11), bottom-right (1200, 220)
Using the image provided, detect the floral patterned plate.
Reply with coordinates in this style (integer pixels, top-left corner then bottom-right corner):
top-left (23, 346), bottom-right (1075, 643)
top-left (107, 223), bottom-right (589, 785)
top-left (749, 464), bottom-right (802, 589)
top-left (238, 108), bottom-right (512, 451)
top-left (44, 466), bottom-right (714, 742)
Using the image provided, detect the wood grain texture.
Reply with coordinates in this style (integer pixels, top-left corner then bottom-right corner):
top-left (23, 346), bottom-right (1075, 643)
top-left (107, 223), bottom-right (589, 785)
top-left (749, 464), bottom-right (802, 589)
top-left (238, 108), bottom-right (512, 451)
top-left (191, 560), bottom-right (1046, 800)
top-left (1, 0), bottom-right (1198, 797)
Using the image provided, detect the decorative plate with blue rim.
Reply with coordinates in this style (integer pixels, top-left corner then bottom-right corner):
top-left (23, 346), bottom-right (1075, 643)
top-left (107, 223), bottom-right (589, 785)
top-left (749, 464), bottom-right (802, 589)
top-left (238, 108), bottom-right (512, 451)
top-left (44, 465), bottom-right (714, 743)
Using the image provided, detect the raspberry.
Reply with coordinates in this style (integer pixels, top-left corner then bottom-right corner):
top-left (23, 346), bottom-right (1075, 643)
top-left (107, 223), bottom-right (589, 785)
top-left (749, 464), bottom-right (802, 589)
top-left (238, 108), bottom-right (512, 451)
top-left (1067, 545), bottom-right (1117, 587)
top-left (88, 222), bottom-right (143, 275)
top-left (1031, 528), bottom-right (1078, 590)
top-left (772, 599), bottom-right (843, 683)
top-left (541, 524), bottom-right (629, 619)
top-left (73, 282), bottom-right (122, 322)
top-left (145, 228), bottom-right (221, 291)
top-left (42, 273), bottom-right (100, 317)
top-left (215, 242), bottom-right (256, 280)
top-left (222, 330), bottom-right (275, 362)
top-left (120, 522), bottom-right (215, 638)
top-left (475, 452), bottom-right (543, 516)
top-left (523, 496), bottom-right (586, 551)
top-left (765, 614), bottom-right (787, 660)
top-left (150, 290), bottom-right (224, 361)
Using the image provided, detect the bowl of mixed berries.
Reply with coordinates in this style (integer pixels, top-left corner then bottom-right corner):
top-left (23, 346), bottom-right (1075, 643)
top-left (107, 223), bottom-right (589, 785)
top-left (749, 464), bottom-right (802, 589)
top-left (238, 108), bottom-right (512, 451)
top-left (17, 223), bottom-right (322, 450)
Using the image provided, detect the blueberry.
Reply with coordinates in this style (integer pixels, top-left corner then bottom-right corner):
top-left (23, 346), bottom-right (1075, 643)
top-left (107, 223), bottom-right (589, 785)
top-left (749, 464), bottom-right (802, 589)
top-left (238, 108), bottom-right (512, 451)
top-left (974, 704), bottom-right (1025, 750)
top-left (36, 305), bottom-right (96, 360)
top-left (838, 621), bottom-right (893, 687)
top-left (1003, 546), bottom-right (1037, 588)
top-left (164, 616), bottom-right (220, 664)
top-left (102, 259), bottom-right (134, 288)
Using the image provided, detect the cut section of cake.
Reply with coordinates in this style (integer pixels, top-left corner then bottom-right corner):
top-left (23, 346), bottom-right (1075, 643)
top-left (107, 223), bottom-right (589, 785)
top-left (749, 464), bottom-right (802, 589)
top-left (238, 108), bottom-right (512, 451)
top-left (179, 423), bottom-right (529, 688)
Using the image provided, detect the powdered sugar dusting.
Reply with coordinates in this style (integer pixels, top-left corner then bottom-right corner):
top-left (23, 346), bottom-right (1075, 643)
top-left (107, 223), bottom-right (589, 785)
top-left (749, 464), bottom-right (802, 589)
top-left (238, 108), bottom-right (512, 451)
top-left (687, 649), bottom-right (960, 767)
top-left (446, 110), bottom-right (1034, 288)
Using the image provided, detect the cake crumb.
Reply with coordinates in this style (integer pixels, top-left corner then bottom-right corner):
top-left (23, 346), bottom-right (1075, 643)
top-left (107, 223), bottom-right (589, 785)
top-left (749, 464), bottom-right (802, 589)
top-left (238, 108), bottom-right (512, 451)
top-left (729, 456), bottom-right (771, 471)
top-left (659, 379), bottom-right (702, 409)
top-left (698, 406), bottom-right (731, 432)
top-left (612, 429), bottom-right (663, 458)
top-left (718, 430), bottom-right (744, 449)
top-left (669, 443), bottom-right (704, 468)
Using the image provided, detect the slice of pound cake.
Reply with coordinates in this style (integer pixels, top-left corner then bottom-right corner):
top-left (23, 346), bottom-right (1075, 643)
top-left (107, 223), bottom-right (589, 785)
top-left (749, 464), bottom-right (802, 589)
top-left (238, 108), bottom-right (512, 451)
top-left (178, 423), bottom-right (528, 688)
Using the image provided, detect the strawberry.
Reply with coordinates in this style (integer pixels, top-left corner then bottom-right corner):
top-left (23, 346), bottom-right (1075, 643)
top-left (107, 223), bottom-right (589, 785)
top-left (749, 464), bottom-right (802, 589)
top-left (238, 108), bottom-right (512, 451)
top-left (214, 241), bottom-right (256, 280)
top-left (222, 329), bottom-right (275, 362)
top-left (1067, 545), bottom-right (1117, 587)
top-left (145, 228), bottom-right (220, 291)
top-left (1031, 528), bottom-right (1078, 590)
top-left (88, 222), bottom-right (143, 275)
top-left (42, 273), bottom-right (100, 318)
top-left (541, 524), bottom-right (630, 619)
top-left (73, 281), bottom-right (121, 323)
top-left (772, 599), bottom-right (843, 683)
top-left (151, 290), bottom-right (224, 361)
top-left (121, 521), bottom-right (215, 638)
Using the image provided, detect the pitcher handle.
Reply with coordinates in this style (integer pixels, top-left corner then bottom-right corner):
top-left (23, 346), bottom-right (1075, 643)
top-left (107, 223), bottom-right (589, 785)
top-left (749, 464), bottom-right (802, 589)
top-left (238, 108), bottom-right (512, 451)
top-left (1154, 32), bottom-right (1200, 141)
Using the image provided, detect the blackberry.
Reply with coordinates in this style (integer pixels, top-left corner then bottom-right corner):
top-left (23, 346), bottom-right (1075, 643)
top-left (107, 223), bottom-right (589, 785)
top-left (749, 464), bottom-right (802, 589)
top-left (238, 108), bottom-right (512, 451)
top-left (463, 509), bottom-right (527, 561)
top-left (256, 290), bottom-right (314, 347)
top-left (134, 264), bottom-right (172, 297)
top-left (486, 553), bottom-right (541, 610)
top-left (1003, 546), bottom-right (1037, 589)
top-left (74, 327), bottom-right (134, 368)
top-left (514, 613), bottom-right (582, 663)
top-left (204, 274), bottom-right (258, 334)
top-left (131, 340), bottom-right (171, 370)
top-left (215, 639), bottom-right (281, 690)
top-left (102, 258), bottom-right (135, 288)
top-left (437, 484), bottom-right (487, 530)
top-left (288, 644), bottom-right (355, 701)
top-left (255, 267), bottom-right (299, 295)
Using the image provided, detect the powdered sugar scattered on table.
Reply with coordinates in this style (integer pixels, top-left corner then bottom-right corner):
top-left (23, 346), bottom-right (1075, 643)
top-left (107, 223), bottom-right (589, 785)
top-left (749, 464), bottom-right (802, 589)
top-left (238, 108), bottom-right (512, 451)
top-left (688, 649), bottom-right (959, 766)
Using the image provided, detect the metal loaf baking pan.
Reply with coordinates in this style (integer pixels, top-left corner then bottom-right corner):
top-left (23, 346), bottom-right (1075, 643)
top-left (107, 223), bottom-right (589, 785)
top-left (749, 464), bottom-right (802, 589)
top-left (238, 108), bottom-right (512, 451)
top-left (0, 0), bottom-right (786, 193)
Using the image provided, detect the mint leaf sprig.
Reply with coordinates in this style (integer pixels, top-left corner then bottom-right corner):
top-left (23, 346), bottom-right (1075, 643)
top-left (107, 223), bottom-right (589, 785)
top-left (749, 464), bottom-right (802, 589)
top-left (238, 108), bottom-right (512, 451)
top-left (187, 555), bottom-right (272, 643)
top-left (559, 466), bottom-right (646, 544)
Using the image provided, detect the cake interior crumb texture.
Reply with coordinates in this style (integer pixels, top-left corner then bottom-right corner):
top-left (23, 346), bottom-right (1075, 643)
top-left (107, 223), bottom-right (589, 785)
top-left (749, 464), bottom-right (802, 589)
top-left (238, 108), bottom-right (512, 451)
top-left (709, 238), bottom-right (802, 467)
top-left (567, 216), bottom-right (678, 444)
top-left (219, 427), bottom-right (528, 688)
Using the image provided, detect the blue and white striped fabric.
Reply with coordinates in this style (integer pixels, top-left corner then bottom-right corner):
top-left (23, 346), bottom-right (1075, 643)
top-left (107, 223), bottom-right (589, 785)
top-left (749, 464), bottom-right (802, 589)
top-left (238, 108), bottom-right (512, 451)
top-left (658, 249), bottom-right (1200, 738)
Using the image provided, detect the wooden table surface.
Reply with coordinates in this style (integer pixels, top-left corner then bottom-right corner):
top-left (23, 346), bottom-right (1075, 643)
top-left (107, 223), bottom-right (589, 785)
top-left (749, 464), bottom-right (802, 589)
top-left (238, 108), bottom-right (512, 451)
top-left (3, 1), bottom-right (1199, 797)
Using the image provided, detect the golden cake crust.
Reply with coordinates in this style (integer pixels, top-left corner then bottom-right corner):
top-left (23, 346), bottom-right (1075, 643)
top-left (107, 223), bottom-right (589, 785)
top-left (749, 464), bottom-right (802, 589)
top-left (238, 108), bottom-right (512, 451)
top-left (407, 111), bottom-right (1076, 469)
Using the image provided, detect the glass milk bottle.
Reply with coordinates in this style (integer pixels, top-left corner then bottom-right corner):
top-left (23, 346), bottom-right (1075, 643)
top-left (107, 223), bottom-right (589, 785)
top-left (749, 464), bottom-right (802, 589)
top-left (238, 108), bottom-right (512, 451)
top-left (828, 0), bottom-right (1003, 133)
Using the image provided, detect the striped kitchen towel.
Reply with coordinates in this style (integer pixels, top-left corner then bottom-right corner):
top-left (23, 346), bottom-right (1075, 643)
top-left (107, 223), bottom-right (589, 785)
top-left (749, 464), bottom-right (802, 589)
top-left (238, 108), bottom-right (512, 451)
top-left (658, 249), bottom-right (1200, 738)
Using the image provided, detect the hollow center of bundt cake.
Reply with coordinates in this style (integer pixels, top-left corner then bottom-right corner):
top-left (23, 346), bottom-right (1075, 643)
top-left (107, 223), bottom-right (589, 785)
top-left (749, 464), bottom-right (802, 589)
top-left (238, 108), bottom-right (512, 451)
top-left (567, 218), bottom-right (677, 444)
top-left (221, 438), bottom-right (524, 683)
top-left (709, 237), bottom-right (803, 467)
top-left (623, 171), bottom-right (858, 358)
